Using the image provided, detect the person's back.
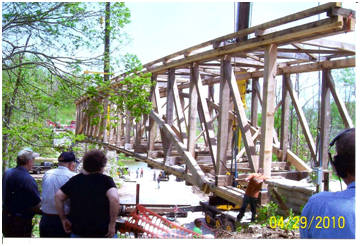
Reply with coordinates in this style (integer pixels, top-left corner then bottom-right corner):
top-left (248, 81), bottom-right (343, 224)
top-left (3, 166), bottom-right (39, 218)
top-left (61, 173), bottom-right (115, 237)
top-left (56, 149), bottom-right (119, 238)
top-left (41, 166), bottom-right (75, 214)
top-left (300, 185), bottom-right (355, 238)
top-left (300, 128), bottom-right (355, 239)
top-left (40, 152), bottom-right (77, 237)
top-left (2, 148), bottom-right (41, 237)
top-left (245, 173), bottom-right (266, 198)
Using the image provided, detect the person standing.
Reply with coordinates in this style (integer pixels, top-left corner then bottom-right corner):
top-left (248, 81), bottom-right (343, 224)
top-left (140, 168), bottom-right (144, 178)
top-left (300, 128), bottom-right (355, 239)
top-left (55, 149), bottom-right (120, 237)
top-left (157, 174), bottom-right (161, 189)
top-left (2, 148), bottom-right (41, 237)
top-left (153, 171), bottom-right (156, 181)
top-left (236, 168), bottom-right (267, 222)
top-left (40, 151), bottom-right (77, 237)
top-left (136, 168), bottom-right (139, 178)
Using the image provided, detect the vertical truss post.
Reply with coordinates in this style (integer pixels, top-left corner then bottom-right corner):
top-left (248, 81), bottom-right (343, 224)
top-left (194, 64), bottom-right (217, 170)
top-left (250, 78), bottom-right (259, 126)
top-left (259, 44), bottom-right (277, 203)
top-left (148, 74), bottom-right (159, 158)
top-left (216, 58), bottom-right (232, 184)
top-left (188, 64), bottom-right (199, 158)
top-left (280, 74), bottom-right (291, 164)
top-left (162, 68), bottom-right (175, 163)
top-left (320, 69), bottom-right (331, 191)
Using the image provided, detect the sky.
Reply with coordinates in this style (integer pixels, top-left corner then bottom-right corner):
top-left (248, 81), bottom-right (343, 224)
top-left (123, 1), bottom-right (358, 64)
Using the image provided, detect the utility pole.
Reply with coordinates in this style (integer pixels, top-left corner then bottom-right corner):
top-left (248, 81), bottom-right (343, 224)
top-left (104, 2), bottom-right (111, 83)
top-left (236, 2), bottom-right (251, 41)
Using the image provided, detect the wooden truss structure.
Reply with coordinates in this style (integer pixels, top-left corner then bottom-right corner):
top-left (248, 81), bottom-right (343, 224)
top-left (75, 3), bottom-right (355, 206)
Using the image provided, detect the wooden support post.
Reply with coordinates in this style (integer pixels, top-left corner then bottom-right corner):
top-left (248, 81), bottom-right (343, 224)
top-left (259, 44), bottom-right (277, 185)
top-left (75, 103), bottom-right (80, 135)
top-left (148, 75), bottom-right (159, 158)
top-left (327, 72), bottom-right (354, 128)
top-left (135, 120), bottom-right (142, 150)
top-left (172, 79), bottom-right (188, 143)
top-left (194, 64), bottom-right (217, 169)
top-left (188, 64), bottom-right (199, 158)
top-left (320, 69), bottom-right (331, 191)
top-left (227, 61), bottom-right (258, 172)
top-left (166, 69), bottom-right (175, 125)
top-left (108, 104), bottom-right (114, 144)
top-left (116, 112), bottom-right (122, 147)
top-left (285, 77), bottom-right (317, 161)
top-left (208, 85), bottom-right (215, 118)
top-left (216, 58), bottom-right (232, 181)
top-left (250, 78), bottom-right (259, 126)
top-left (280, 74), bottom-right (291, 164)
top-left (102, 99), bottom-right (109, 142)
top-left (125, 110), bottom-right (131, 145)
top-left (162, 68), bottom-right (175, 163)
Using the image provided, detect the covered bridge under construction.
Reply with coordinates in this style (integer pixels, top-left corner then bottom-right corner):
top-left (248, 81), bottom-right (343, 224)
top-left (75, 3), bottom-right (356, 214)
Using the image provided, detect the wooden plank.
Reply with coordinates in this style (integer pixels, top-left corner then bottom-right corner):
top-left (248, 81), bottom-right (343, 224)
top-left (273, 145), bottom-right (312, 172)
top-left (216, 58), bottom-right (232, 177)
top-left (172, 79), bottom-right (188, 143)
top-left (227, 59), bottom-right (258, 172)
top-left (327, 71), bottom-right (354, 128)
top-left (280, 74), bottom-right (291, 162)
top-left (259, 44), bottom-right (277, 179)
top-left (194, 66), bottom-right (217, 169)
top-left (285, 77), bottom-right (317, 161)
top-left (300, 38), bottom-right (355, 53)
top-left (209, 58), bottom-right (355, 84)
top-left (187, 65), bottom-right (199, 157)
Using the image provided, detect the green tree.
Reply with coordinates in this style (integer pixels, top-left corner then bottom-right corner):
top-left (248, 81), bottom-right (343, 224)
top-left (2, 2), bottom-right (146, 171)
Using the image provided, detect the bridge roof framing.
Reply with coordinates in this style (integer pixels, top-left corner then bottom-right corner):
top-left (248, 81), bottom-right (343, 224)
top-left (75, 2), bottom-right (355, 104)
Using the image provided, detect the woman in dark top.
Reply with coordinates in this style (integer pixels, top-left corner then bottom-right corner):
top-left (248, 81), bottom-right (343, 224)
top-left (55, 150), bottom-right (119, 237)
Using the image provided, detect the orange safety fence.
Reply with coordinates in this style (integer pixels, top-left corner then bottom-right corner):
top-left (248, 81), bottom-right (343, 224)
top-left (121, 205), bottom-right (204, 238)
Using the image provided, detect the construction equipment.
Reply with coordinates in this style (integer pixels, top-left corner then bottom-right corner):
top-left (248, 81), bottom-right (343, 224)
top-left (118, 204), bottom-right (204, 238)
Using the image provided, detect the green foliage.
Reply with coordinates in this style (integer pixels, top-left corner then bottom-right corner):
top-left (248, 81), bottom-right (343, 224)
top-left (84, 55), bottom-right (154, 129)
top-left (118, 153), bottom-right (134, 161)
top-left (256, 201), bottom-right (279, 226)
top-left (32, 215), bottom-right (41, 238)
top-left (1, 2), bottom-right (140, 171)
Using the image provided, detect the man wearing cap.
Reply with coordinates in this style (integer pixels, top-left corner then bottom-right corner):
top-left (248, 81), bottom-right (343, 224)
top-left (2, 148), bottom-right (41, 237)
top-left (39, 151), bottom-right (77, 237)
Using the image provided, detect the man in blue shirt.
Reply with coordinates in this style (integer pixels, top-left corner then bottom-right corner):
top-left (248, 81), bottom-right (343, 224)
top-left (2, 148), bottom-right (41, 237)
top-left (300, 128), bottom-right (355, 239)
